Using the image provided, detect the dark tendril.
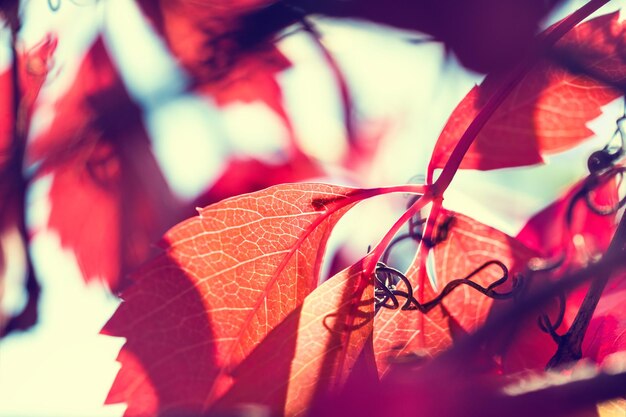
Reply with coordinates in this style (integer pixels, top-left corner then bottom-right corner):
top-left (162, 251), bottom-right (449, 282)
top-left (582, 115), bottom-right (626, 214)
top-left (584, 167), bottom-right (626, 216)
top-left (381, 223), bottom-right (424, 265)
top-left (537, 291), bottom-right (566, 342)
top-left (374, 260), bottom-right (516, 315)
top-left (588, 116), bottom-right (625, 176)
top-left (535, 114), bottom-right (626, 340)
top-left (564, 117), bottom-right (626, 223)
top-left (419, 215), bottom-right (456, 249)
top-left (525, 255), bottom-right (567, 341)
top-left (381, 213), bottom-right (456, 264)
top-left (48, 0), bottom-right (61, 11)
top-left (406, 194), bottom-right (423, 238)
top-left (48, 0), bottom-right (96, 12)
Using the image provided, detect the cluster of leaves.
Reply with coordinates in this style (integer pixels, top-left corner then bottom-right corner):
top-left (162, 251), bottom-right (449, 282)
top-left (2, 0), bottom-right (626, 416)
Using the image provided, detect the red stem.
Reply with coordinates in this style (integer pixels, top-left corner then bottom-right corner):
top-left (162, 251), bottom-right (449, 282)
top-left (418, 198), bottom-right (443, 292)
top-left (367, 190), bottom-right (434, 274)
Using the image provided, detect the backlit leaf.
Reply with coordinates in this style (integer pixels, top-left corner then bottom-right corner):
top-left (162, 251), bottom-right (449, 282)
top-left (103, 183), bottom-right (369, 416)
top-left (429, 13), bottom-right (626, 172)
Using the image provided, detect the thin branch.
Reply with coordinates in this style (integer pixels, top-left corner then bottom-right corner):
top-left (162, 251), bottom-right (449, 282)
top-left (547, 203), bottom-right (626, 368)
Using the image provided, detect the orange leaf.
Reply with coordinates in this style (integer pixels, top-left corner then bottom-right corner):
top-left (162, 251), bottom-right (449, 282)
top-left (103, 183), bottom-right (370, 416)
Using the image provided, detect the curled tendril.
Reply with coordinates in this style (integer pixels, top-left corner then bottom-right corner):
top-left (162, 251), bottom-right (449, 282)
top-left (581, 114), bottom-right (626, 214)
top-left (48, 0), bottom-right (97, 12)
top-left (48, 0), bottom-right (61, 11)
top-left (374, 260), bottom-right (516, 314)
top-left (406, 194), bottom-right (423, 237)
top-left (381, 224), bottom-right (424, 265)
top-left (524, 255), bottom-right (567, 339)
top-left (584, 167), bottom-right (626, 216)
top-left (587, 115), bottom-right (626, 175)
top-left (533, 116), bottom-right (626, 338)
top-left (537, 291), bottom-right (566, 342)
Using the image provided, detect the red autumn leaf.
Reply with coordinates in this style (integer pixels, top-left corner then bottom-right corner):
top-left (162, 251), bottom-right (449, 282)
top-left (42, 139), bottom-right (178, 289)
top-left (194, 44), bottom-right (299, 153)
top-left (196, 154), bottom-right (324, 206)
top-left (373, 209), bottom-right (536, 376)
top-left (429, 12), bottom-right (626, 173)
top-left (103, 183), bottom-right (377, 416)
top-left (27, 37), bottom-right (179, 289)
top-left (136, 1), bottom-right (297, 147)
top-left (452, 172), bottom-right (621, 373)
top-left (202, 45), bottom-right (294, 128)
top-left (26, 37), bottom-right (114, 163)
top-left (199, 44), bottom-right (290, 109)
top-left (135, 0), bottom-right (277, 79)
top-left (516, 175), bottom-right (618, 267)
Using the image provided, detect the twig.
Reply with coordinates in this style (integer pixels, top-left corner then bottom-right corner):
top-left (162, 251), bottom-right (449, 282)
top-left (546, 205), bottom-right (626, 368)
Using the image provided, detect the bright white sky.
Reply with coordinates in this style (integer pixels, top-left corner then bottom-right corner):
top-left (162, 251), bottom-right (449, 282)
top-left (0, 0), bottom-right (624, 416)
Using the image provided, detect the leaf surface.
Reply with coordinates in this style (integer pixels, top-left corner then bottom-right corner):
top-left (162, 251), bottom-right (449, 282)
top-left (214, 261), bottom-right (374, 417)
top-left (103, 183), bottom-right (368, 416)
top-left (429, 13), bottom-right (626, 173)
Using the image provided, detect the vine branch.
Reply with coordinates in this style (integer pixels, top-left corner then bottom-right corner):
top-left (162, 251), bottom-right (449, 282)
top-left (547, 200), bottom-right (626, 368)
